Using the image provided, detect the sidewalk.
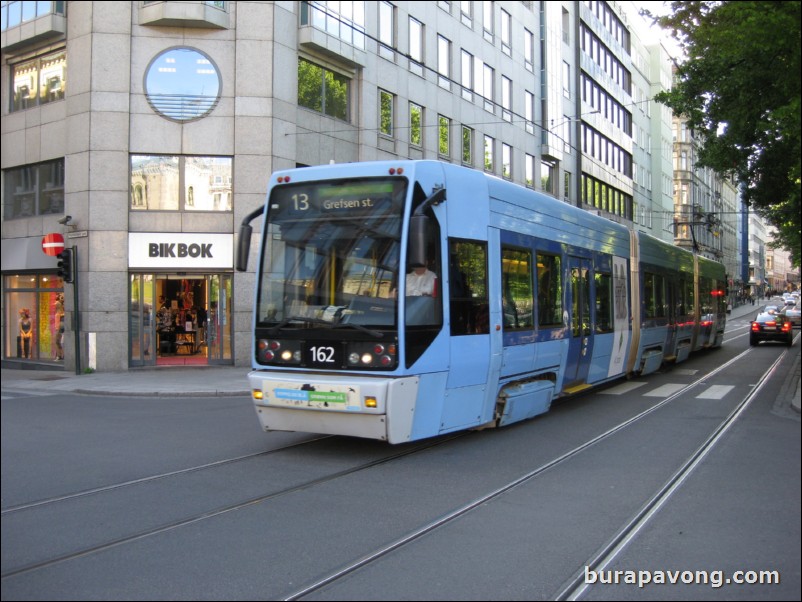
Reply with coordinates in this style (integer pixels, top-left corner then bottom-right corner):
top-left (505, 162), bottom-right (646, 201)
top-left (1, 365), bottom-right (251, 397)
top-left (2, 301), bottom-right (799, 410)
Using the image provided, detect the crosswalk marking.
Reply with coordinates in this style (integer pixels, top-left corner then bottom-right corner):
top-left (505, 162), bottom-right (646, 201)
top-left (600, 382), bottom-right (648, 395)
top-left (672, 368), bottom-right (699, 376)
top-left (696, 385), bottom-right (734, 400)
top-left (644, 383), bottom-right (687, 397)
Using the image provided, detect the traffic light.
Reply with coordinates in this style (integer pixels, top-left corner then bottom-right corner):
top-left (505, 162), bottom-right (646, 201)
top-left (57, 248), bottom-right (74, 283)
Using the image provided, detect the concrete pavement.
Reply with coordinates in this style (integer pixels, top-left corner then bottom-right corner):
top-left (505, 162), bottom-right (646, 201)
top-left (2, 300), bottom-right (799, 411)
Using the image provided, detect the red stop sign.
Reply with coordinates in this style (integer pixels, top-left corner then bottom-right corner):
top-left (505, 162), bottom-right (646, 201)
top-left (42, 232), bottom-right (65, 257)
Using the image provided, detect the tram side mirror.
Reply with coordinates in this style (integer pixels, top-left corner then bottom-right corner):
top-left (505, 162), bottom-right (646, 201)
top-left (409, 214), bottom-right (429, 269)
top-left (236, 224), bottom-right (252, 272)
top-left (237, 204), bottom-right (266, 272)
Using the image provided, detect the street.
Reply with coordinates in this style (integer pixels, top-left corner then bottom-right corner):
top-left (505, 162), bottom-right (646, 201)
top-left (2, 313), bottom-right (800, 601)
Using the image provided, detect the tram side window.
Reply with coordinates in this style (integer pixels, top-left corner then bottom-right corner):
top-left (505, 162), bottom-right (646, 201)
top-left (595, 271), bottom-right (613, 333)
top-left (449, 239), bottom-right (489, 335)
top-left (644, 272), bottom-right (667, 320)
top-left (700, 277), bottom-right (713, 316)
top-left (501, 247), bottom-right (534, 330)
top-left (537, 253), bottom-right (562, 327)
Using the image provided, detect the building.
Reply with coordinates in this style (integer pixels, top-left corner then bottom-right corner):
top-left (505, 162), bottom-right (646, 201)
top-left (2, 1), bottom-right (675, 372)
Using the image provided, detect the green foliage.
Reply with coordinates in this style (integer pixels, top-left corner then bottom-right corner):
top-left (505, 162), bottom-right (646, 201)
top-left (651, 1), bottom-right (801, 266)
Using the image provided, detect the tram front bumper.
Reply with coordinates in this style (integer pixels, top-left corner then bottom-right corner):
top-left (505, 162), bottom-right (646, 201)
top-left (249, 371), bottom-right (419, 443)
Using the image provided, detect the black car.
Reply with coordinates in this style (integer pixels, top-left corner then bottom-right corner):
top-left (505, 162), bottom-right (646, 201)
top-left (750, 312), bottom-right (794, 346)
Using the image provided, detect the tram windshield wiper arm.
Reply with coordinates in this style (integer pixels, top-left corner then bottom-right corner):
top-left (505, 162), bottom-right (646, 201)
top-left (268, 316), bottom-right (383, 338)
top-left (267, 316), bottom-right (334, 333)
top-left (267, 316), bottom-right (384, 339)
top-left (330, 322), bottom-right (384, 338)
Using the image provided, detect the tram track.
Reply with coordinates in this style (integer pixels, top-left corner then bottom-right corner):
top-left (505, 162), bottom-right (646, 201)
top-left (2, 330), bottom-right (792, 599)
top-left (0, 432), bottom-right (467, 580)
top-left (0, 435), bottom-right (333, 515)
top-left (279, 345), bottom-right (778, 600)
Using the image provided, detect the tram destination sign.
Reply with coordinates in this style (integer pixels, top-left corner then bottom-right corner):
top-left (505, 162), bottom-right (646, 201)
top-left (270, 180), bottom-right (403, 219)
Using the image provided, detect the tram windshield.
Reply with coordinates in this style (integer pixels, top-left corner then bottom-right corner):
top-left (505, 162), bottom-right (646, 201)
top-left (257, 177), bottom-right (406, 329)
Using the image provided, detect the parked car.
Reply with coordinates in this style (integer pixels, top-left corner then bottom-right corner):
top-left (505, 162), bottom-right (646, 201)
top-left (781, 305), bottom-right (801, 329)
top-left (750, 312), bottom-right (794, 346)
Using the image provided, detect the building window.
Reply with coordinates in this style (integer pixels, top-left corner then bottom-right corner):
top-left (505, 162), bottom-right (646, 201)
top-left (502, 143), bottom-right (512, 179)
top-left (10, 50), bottom-right (66, 112)
top-left (462, 126), bottom-right (473, 165)
top-left (438, 115), bottom-right (450, 157)
top-left (378, 1), bottom-right (395, 60)
top-left (524, 28), bottom-right (534, 71)
top-left (298, 58), bottom-right (350, 122)
top-left (1, 1), bottom-right (65, 31)
top-left (410, 102), bottom-right (423, 147)
top-left (483, 63), bottom-right (494, 112)
top-left (380, 90), bottom-right (394, 136)
top-left (482, 1), bottom-right (493, 42)
top-left (500, 8), bottom-right (511, 55)
top-left (145, 48), bottom-right (221, 122)
top-left (438, 35), bottom-right (451, 89)
top-left (3, 159), bottom-right (64, 219)
top-left (484, 135), bottom-right (494, 172)
top-left (409, 17), bottom-right (424, 75)
top-left (459, 0), bottom-right (472, 26)
top-left (301, 1), bottom-right (365, 49)
top-left (130, 156), bottom-right (232, 212)
top-left (461, 49), bottom-right (473, 101)
top-left (541, 160), bottom-right (555, 193)
top-left (501, 76), bottom-right (512, 121)
top-left (525, 90), bottom-right (535, 134)
top-left (525, 154), bottom-right (535, 187)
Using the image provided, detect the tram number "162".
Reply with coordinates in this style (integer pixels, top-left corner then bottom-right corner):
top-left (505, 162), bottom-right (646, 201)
top-left (309, 346), bottom-right (337, 364)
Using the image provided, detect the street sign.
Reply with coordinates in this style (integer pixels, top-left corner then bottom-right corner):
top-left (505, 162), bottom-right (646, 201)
top-left (42, 232), bottom-right (65, 257)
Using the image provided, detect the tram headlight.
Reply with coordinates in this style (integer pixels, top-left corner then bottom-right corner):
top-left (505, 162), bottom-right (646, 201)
top-left (344, 340), bottom-right (398, 369)
top-left (258, 339), bottom-right (302, 366)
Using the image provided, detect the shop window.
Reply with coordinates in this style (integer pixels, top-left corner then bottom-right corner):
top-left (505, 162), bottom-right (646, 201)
top-left (4, 274), bottom-right (65, 362)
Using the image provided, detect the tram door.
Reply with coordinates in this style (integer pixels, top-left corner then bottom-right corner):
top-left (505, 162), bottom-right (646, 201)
top-left (565, 256), bottom-right (594, 388)
top-left (206, 273), bottom-right (232, 364)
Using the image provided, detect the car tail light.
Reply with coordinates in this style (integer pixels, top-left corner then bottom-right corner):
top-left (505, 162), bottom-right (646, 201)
top-left (782, 321), bottom-right (792, 333)
top-left (751, 322), bottom-right (760, 332)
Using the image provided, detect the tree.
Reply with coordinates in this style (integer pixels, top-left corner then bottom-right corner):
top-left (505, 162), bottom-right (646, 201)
top-left (649, 1), bottom-right (801, 267)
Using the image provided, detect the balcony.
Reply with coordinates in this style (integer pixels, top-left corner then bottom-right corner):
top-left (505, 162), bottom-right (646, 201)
top-left (1, 11), bottom-right (66, 51)
top-left (139, 1), bottom-right (229, 30)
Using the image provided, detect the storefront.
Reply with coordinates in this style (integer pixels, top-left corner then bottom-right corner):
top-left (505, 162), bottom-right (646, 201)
top-left (128, 233), bottom-right (234, 367)
top-left (2, 237), bottom-right (65, 367)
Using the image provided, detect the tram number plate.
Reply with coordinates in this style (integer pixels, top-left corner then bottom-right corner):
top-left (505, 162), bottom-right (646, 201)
top-left (306, 343), bottom-right (343, 368)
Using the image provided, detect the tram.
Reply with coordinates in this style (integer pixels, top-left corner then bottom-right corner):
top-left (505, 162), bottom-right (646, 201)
top-left (237, 161), bottom-right (727, 443)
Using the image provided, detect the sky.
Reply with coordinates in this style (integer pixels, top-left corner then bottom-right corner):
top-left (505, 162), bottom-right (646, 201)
top-left (624, 0), bottom-right (684, 59)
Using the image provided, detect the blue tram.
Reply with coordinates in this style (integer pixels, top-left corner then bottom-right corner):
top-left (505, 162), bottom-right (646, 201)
top-left (237, 161), bottom-right (727, 443)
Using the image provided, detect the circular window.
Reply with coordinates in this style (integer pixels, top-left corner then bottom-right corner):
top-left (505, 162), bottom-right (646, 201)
top-left (144, 47), bottom-right (221, 122)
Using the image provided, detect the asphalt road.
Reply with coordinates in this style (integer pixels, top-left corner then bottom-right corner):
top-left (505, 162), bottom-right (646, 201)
top-left (1, 315), bottom-right (799, 601)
